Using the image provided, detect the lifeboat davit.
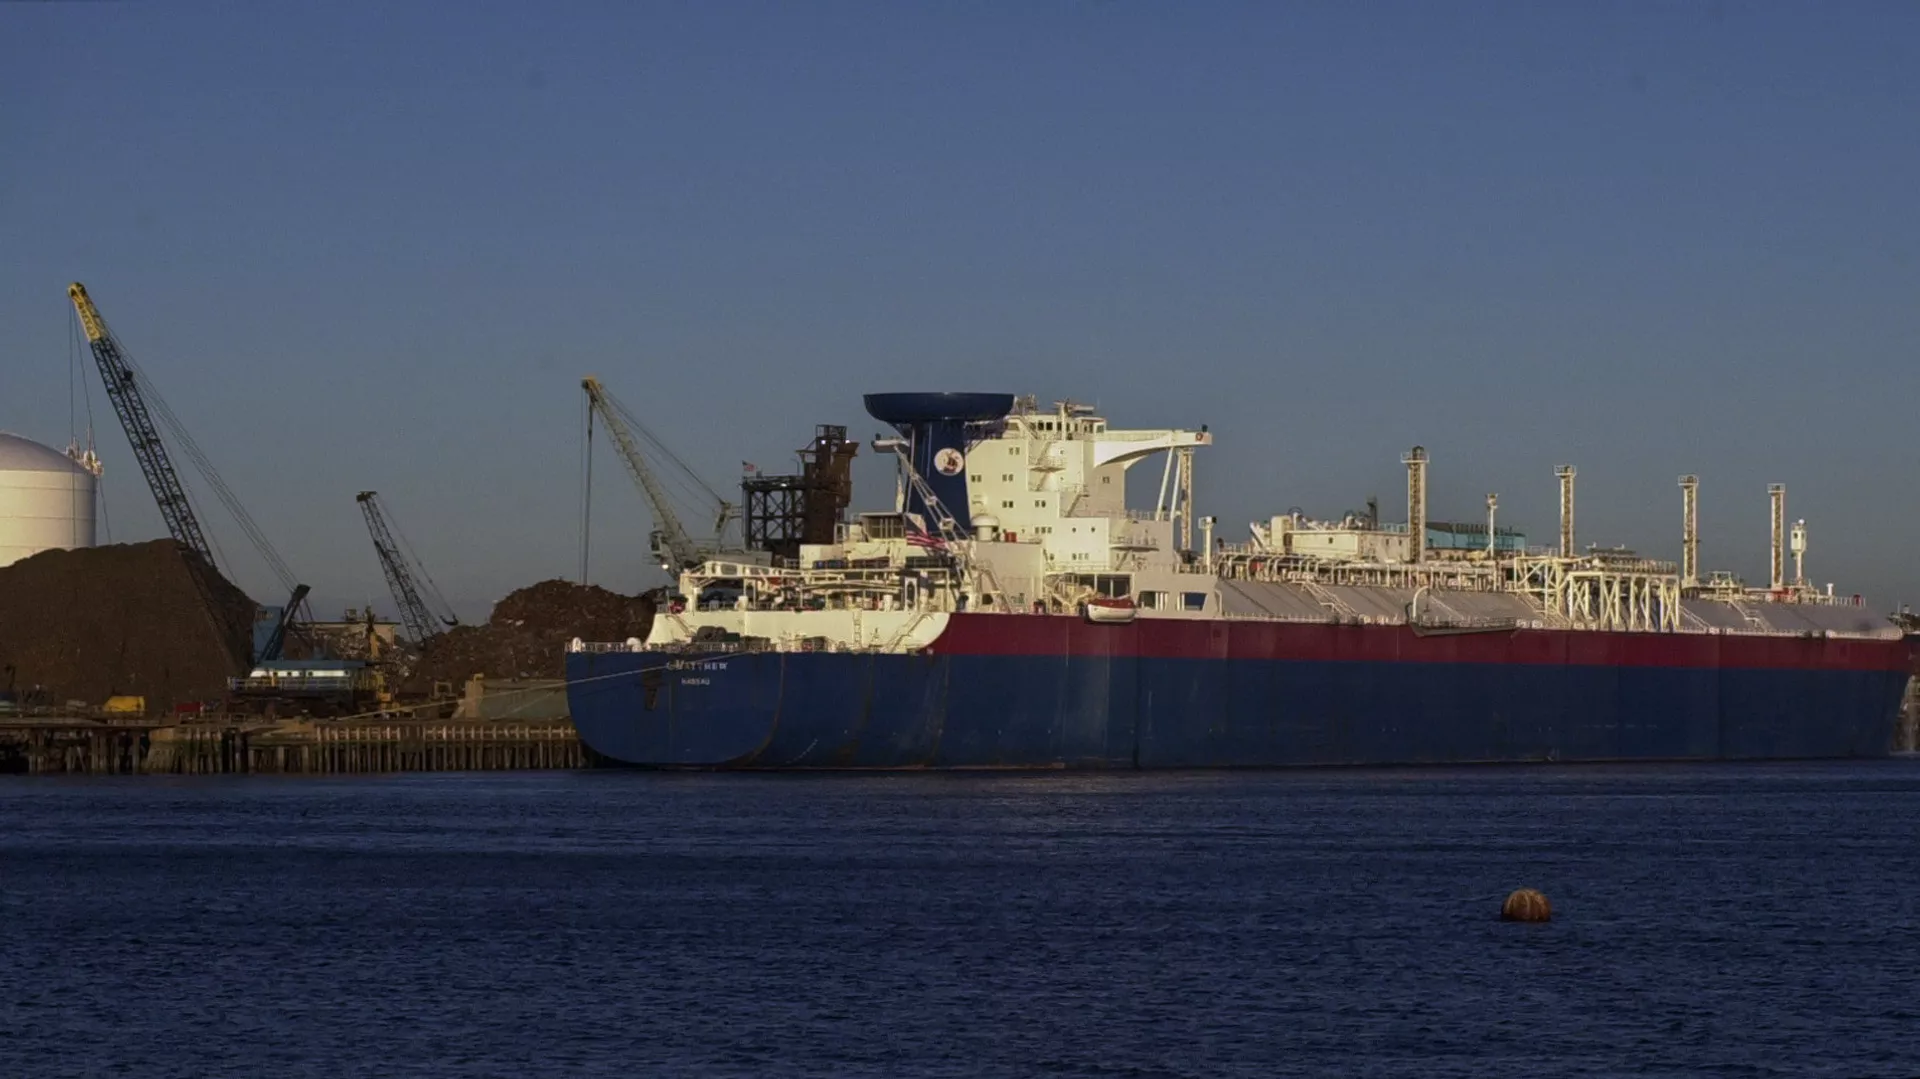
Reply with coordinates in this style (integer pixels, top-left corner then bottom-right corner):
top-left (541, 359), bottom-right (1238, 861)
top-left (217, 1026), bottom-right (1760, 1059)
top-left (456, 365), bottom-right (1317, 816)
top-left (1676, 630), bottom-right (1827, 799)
top-left (1083, 596), bottom-right (1138, 624)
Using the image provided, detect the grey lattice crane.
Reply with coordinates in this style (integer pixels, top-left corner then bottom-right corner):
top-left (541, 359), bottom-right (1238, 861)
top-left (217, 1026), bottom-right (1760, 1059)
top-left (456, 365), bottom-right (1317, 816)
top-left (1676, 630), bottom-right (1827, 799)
top-left (69, 283), bottom-right (215, 566)
top-left (357, 491), bottom-right (458, 646)
top-left (69, 282), bottom-right (314, 666)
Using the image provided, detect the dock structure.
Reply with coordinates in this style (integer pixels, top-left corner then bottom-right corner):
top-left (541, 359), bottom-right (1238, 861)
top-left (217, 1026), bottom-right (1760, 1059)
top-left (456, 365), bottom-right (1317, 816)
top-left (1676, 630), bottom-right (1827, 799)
top-left (0, 716), bottom-right (587, 775)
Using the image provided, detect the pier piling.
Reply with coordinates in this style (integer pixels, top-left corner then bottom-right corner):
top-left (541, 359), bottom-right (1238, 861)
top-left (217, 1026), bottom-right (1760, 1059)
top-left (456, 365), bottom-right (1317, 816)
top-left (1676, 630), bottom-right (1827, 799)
top-left (0, 717), bottom-right (586, 775)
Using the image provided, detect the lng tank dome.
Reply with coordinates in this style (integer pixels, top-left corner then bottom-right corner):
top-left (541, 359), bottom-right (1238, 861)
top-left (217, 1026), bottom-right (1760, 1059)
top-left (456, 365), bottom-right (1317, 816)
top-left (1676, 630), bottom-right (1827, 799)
top-left (0, 432), bottom-right (98, 568)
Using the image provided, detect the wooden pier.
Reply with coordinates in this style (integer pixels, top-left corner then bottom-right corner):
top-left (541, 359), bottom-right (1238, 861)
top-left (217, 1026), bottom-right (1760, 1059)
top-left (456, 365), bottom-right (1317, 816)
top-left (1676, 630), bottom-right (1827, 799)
top-left (0, 717), bottom-right (587, 775)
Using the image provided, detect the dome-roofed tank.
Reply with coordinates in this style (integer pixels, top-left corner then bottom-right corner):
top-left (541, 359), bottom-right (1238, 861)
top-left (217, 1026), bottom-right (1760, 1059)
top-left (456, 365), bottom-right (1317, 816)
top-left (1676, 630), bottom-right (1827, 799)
top-left (0, 433), bottom-right (98, 567)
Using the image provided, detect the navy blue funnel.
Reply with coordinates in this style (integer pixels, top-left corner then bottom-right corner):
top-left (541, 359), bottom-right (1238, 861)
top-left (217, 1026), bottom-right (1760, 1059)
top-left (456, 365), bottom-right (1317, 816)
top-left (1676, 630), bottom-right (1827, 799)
top-left (864, 393), bottom-right (1013, 532)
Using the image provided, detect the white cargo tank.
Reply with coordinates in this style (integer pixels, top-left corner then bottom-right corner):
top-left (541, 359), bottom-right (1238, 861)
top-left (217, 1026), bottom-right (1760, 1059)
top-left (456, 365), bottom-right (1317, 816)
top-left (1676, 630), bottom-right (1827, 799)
top-left (0, 433), bottom-right (98, 567)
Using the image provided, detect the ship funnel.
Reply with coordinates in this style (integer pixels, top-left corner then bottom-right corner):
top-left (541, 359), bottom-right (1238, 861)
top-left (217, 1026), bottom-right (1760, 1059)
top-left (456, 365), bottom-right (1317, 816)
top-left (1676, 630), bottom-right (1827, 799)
top-left (1679, 475), bottom-right (1699, 587)
top-left (1555, 465), bottom-right (1576, 558)
top-left (863, 393), bottom-right (1014, 534)
top-left (1768, 483), bottom-right (1786, 591)
top-left (1403, 446), bottom-right (1427, 564)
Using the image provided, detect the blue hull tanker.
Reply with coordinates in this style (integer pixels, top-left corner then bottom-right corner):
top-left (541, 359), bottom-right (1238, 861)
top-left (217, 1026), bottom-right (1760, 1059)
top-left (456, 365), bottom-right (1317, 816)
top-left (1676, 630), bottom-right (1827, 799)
top-left (567, 615), bottom-right (1911, 768)
top-left (565, 391), bottom-right (1913, 769)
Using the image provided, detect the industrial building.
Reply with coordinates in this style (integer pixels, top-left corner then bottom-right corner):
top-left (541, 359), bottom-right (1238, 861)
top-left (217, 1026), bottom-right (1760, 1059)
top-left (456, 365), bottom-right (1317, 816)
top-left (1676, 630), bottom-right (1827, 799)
top-left (0, 432), bottom-right (98, 567)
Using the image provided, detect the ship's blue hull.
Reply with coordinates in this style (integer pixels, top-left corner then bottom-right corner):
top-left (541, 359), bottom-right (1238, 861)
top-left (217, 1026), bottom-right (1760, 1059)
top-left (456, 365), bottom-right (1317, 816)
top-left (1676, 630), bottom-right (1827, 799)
top-left (565, 643), bottom-right (1910, 769)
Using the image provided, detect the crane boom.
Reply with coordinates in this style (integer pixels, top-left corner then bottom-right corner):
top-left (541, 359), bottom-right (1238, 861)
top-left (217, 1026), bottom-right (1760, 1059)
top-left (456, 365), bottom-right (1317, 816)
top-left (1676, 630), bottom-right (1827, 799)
top-left (582, 376), bottom-right (705, 571)
top-left (357, 491), bottom-right (457, 646)
top-left (67, 283), bottom-right (216, 566)
top-left (257, 584), bottom-right (311, 663)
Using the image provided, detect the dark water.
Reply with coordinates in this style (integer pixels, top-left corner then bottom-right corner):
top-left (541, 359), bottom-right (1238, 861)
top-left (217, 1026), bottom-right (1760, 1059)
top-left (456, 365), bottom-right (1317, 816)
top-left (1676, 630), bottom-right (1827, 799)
top-left (4, 764), bottom-right (1919, 1078)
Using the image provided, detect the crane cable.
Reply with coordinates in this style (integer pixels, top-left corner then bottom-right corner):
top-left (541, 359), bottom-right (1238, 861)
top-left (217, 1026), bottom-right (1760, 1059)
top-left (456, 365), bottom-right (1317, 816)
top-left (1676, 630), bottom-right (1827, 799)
top-left (579, 392), bottom-right (593, 585)
top-left (380, 496), bottom-right (458, 625)
top-left (597, 387), bottom-right (734, 540)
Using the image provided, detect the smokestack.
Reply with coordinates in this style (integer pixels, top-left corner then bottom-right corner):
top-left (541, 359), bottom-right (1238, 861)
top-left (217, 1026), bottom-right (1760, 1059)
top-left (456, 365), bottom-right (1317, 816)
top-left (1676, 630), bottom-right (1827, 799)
top-left (1791, 518), bottom-right (1807, 587)
top-left (1486, 493), bottom-right (1498, 557)
top-left (1769, 484), bottom-right (1786, 591)
top-left (1555, 465), bottom-right (1576, 558)
top-left (1403, 446), bottom-right (1427, 564)
top-left (1679, 475), bottom-right (1699, 587)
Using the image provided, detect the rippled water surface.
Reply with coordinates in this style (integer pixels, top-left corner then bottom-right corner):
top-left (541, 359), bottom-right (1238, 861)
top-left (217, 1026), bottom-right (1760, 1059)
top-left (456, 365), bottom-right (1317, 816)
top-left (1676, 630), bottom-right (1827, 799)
top-left (4, 763), bottom-right (1919, 1078)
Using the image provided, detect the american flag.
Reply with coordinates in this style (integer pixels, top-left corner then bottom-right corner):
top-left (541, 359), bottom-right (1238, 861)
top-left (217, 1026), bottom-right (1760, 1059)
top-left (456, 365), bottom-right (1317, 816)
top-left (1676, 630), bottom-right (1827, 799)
top-left (742, 461), bottom-right (758, 474)
top-left (905, 523), bottom-right (948, 551)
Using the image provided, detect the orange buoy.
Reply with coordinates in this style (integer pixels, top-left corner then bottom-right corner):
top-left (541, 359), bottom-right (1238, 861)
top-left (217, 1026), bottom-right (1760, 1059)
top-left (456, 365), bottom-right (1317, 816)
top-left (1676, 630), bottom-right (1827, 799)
top-left (1501, 888), bottom-right (1552, 922)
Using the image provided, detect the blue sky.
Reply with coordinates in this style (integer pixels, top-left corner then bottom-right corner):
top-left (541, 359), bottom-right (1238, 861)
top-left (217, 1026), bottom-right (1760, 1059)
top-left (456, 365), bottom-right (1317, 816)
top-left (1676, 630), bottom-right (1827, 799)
top-left (4, 2), bottom-right (1917, 617)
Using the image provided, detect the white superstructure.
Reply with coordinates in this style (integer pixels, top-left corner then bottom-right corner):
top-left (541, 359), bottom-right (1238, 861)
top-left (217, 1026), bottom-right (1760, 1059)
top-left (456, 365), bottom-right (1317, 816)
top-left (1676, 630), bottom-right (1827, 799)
top-left (575, 396), bottom-right (1897, 659)
top-left (637, 397), bottom-right (1222, 651)
top-left (0, 433), bottom-right (99, 568)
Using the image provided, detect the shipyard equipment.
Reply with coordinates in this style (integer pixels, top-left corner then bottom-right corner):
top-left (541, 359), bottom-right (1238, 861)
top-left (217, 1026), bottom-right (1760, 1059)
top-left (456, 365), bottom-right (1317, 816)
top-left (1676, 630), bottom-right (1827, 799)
top-left (256, 584), bottom-right (311, 662)
top-left (67, 284), bottom-right (214, 567)
top-left (356, 491), bottom-right (459, 646)
top-left (581, 376), bottom-right (748, 572)
top-left (67, 283), bottom-right (313, 667)
top-left (741, 425), bottom-right (859, 562)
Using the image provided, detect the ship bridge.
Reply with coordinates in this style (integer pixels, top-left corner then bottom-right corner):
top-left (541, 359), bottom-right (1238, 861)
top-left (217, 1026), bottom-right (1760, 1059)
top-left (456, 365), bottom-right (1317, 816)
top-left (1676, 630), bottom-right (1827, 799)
top-left (963, 396), bottom-right (1210, 550)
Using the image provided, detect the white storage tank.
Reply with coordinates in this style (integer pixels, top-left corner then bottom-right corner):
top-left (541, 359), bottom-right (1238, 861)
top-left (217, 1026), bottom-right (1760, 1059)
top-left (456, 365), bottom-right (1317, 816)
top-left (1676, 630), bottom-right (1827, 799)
top-left (0, 433), bottom-right (98, 568)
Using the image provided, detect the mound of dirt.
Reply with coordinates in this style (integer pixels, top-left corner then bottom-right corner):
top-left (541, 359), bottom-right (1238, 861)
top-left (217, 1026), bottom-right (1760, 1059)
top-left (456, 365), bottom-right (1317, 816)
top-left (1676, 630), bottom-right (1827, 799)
top-left (0, 540), bottom-right (254, 710)
top-left (407, 580), bottom-right (654, 688)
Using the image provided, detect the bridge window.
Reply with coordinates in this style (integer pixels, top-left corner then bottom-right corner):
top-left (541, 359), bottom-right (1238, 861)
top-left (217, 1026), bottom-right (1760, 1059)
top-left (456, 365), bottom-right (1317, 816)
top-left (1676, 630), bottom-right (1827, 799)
top-left (861, 514), bottom-right (906, 539)
top-left (1069, 574), bottom-right (1130, 597)
top-left (1139, 590), bottom-right (1166, 610)
top-left (1181, 592), bottom-right (1208, 611)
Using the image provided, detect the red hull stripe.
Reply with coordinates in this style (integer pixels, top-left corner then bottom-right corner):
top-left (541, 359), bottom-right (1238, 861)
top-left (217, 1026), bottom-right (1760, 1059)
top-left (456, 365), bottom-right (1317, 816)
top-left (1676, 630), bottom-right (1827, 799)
top-left (929, 614), bottom-right (1914, 673)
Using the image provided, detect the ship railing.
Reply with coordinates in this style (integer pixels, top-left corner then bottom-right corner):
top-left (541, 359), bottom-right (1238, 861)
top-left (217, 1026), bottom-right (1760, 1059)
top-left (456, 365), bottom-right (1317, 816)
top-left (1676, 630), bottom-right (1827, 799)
top-left (1088, 430), bottom-right (1176, 443)
top-left (1408, 615), bottom-right (1528, 631)
top-left (1215, 611), bottom-right (1402, 626)
top-left (568, 640), bottom-right (777, 655)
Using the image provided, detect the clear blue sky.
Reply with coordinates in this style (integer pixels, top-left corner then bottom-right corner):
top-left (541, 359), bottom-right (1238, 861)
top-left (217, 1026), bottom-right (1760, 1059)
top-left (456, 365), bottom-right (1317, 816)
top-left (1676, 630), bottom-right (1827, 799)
top-left (4, 2), bottom-right (1917, 618)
